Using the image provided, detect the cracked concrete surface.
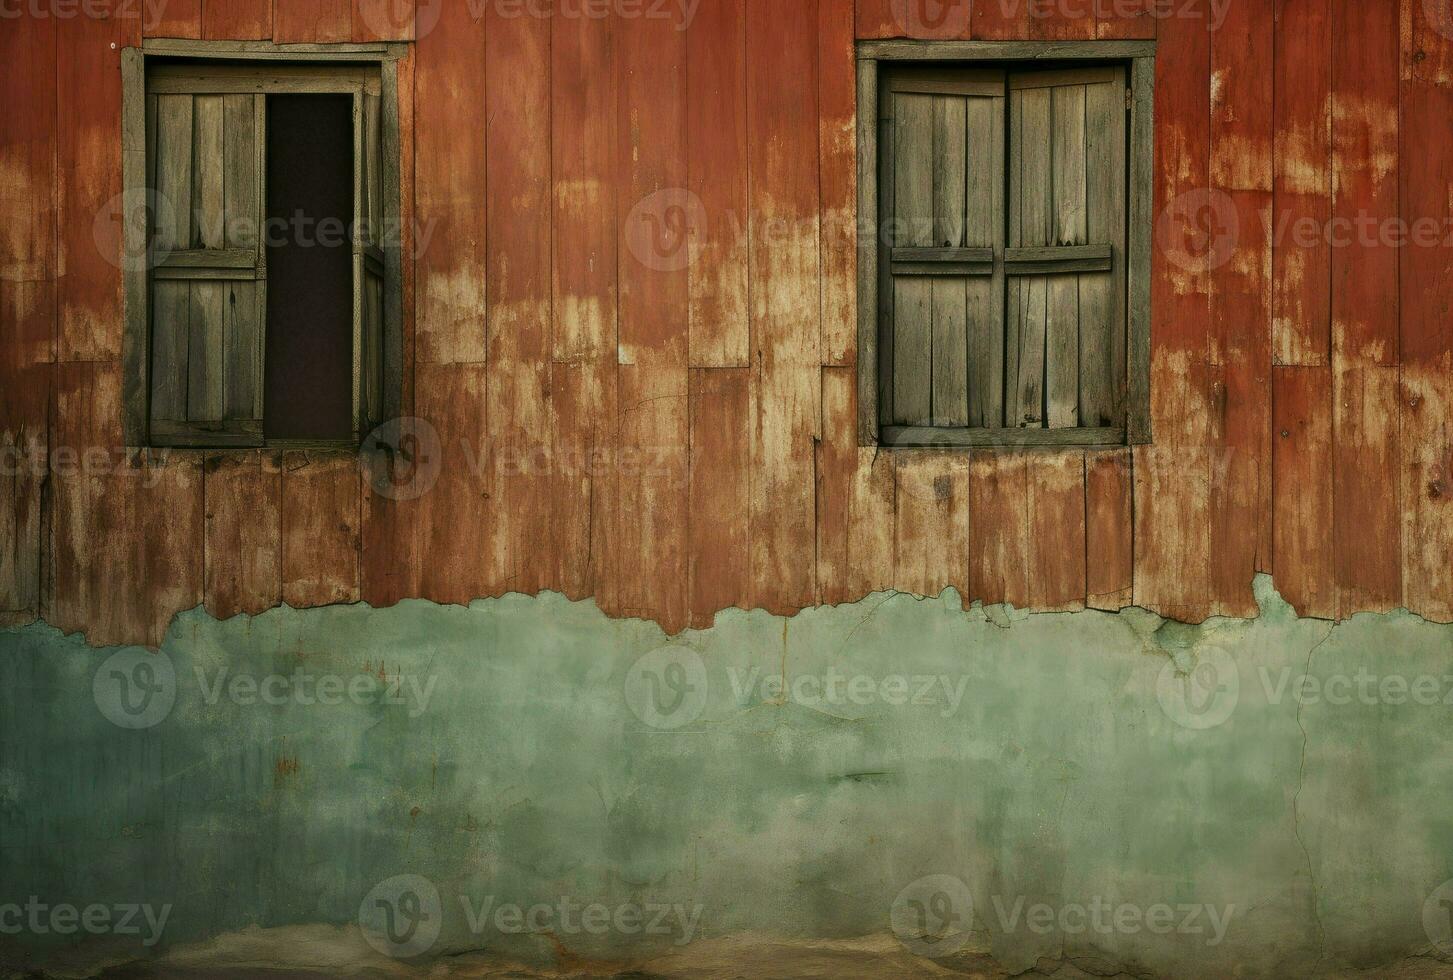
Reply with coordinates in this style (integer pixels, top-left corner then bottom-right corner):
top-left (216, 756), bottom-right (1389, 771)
top-left (3, 576), bottom-right (1453, 978)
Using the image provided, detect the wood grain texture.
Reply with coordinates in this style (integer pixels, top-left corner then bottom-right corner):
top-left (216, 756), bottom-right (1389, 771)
top-left (689, 367), bottom-right (751, 627)
top-left (1026, 452), bottom-right (1086, 611)
top-left (819, 0), bottom-right (858, 366)
top-left (413, 0), bottom-right (487, 364)
top-left (202, 0), bottom-right (272, 39)
top-left (276, 0), bottom-right (353, 42)
top-left (353, 0), bottom-right (414, 41)
top-left (1273, 365), bottom-right (1334, 619)
top-left (281, 452), bottom-right (361, 608)
top-left (1097, 0), bottom-right (1156, 39)
top-left (747, 0), bottom-right (820, 614)
top-left (817, 365), bottom-right (857, 605)
top-left (1085, 449), bottom-right (1133, 610)
top-left (145, 0), bottom-right (203, 38)
top-left (968, 451), bottom-right (1030, 607)
top-left (1273, 0), bottom-right (1332, 366)
top-left (203, 450), bottom-right (280, 619)
top-left (686, 0), bottom-right (749, 367)
top-left (1209, 0), bottom-right (1273, 615)
top-left (894, 452), bottom-right (970, 600)
top-left (0, 366), bottom-right (48, 626)
top-left (413, 361), bottom-right (492, 606)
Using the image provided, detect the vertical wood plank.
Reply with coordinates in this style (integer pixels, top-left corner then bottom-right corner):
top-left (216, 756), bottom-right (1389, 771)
top-left (145, 0), bottom-right (203, 38)
top-left (1210, 0), bottom-right (1273, 616)
top-left (1399, 360), bottom-right (1453, 623)
top-left (687, 0), bottom-right (749, 367)
top-left (972, 0), bottom-right (1029, 40)
top-left (353, 0), bottom-right (414, 41)
top-left (1273, 0), bottom-right (1332, 366)
top-left (1332, 0), bottom-right (1401, 615)
top-left (187, 281), bottom-right (224, 422)
top-left (847, 448), bottom-right (898, 597)
top-left (930, 97), bottom-right (968, 426)
top-left (202, 0), bottom-right (272, 40)
top-left (1085, 449), bottom-right (1133, 610)
top-left (413, 0), bottom-right (487, 364)
top-left (275, 0), bottom-right (353, 42)
top-left (486, 2), bottom-right (553, 595)
top-left (413, 362), bottom-right (491, 606)
top-left (891, 92), bottom-right (934, 426)
top-left (965, 95), bottom-right (1005, 426)
top-left (281, 452), bottom-right (361, 608)
top-left (616, 7), bottom-right (690, 629)
top-left (817, 365), bottom-right (857, 604)
top-left (1045, 84), bottom-right (1085, 429)
top-left (0, 367), bottom-right (49, 626)
top-left (203, 451), bottom-right (281, 619)
top-left (968, 451), bottom-right (1030, 607)
top-left (550, 358), bottom-right (617, 604)
top-left (1026, 452), bottom-right (1086, 611)
top-left (894, 453), bottom-right (970, 600)
top-left (1082, 76), bottom-right (1126, 428)
top-left (57, 9), bottom-right (126, 360)
top-left (1097, 0), bottom-right (1156, 39)
top-left (688, 367), bottom-right (751, 627)
top-left (1272, 365), bottom-right (1335, 619)
top-left (747, 0), bottom-right (820, 615)
top-left (1030, 0), bottom-right (1095, 39)
top-left (553, 6), bottom-right (617, 362)
top-left (1135, 5), bottom-right (1213, 623)
top-left (820, 0), bottom-right (858, 367)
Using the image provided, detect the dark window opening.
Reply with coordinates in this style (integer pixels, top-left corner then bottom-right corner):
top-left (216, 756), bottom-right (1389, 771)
top-left (264, 93), bottom-right (355, 442)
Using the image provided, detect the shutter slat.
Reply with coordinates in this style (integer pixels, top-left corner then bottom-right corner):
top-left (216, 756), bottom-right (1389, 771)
top-left (891, 92), bottom-right (934, 427)
top-left (1083, 72), bottom-right (1128, 427)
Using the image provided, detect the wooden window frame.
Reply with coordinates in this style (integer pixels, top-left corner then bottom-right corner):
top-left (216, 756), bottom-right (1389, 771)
top-left (120, 38), bottom-right (410, 450)
top-left (856, 39), bottom-right (1156, 449)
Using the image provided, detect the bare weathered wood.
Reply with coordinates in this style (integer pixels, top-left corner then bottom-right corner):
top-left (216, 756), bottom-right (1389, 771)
top-left (965, 93), bottom-right (1005, 427)
top-left (893, 246), bottom-right (993, 263)
top-left (891, 91), bottom-right (934, 426)
top-left (1126, 56), bottom-right (1153, 444)
top-left (1083, 73), bottom-right (1127, 427)
top-left (856, 57), bottom-right (879, 443)
top-left (153, 94), bottom-right (194, 252)
top-left (881, 426), bottom-right (1125, 448)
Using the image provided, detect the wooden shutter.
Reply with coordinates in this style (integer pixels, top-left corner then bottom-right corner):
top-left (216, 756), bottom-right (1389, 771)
top-left (147, 89), bottom-right (266, 447)
top-left (356, 90), bottom-right (386, 437)
top-left (880, 68), bottom-right (1006, 429)
top-left (1006, 66), bottom-right (1127, 430)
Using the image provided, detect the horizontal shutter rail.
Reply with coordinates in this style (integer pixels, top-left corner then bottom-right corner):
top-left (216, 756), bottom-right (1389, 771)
top-left (1004, 243), bottom-right (1112, 275)
top-left (153, 247), bottom-right (261, 281)
top-left (150, 419), bottom-right (264, 447)
top-left (892, 246), bottom-right (992, 263)
top-left (880, 425), bottom-right (1126, 448)
top-left (884, 68), bottom-right (1006, 98)
top-left (150, 63), bottom-right (376, 96)
top-left (1008, 67), bottom-right (1120, 90)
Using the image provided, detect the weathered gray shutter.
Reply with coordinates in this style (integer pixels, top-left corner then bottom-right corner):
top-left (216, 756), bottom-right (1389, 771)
top-left (148, 89), bottom-right (266, 447)
top-left (880, 69), bottom-right (1006, 429)
top-left (356, 90), bottom-right (386, 438)
top-left (1006, 66), bottom-right (1127, 429)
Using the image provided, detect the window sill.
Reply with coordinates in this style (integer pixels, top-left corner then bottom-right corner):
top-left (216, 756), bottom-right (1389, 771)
top-left (877, 426), bottom-right (1130, 450)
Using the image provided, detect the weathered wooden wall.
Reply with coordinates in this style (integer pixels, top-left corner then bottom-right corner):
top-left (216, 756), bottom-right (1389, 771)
top-left (2, 0), bottom-right (1450, 646)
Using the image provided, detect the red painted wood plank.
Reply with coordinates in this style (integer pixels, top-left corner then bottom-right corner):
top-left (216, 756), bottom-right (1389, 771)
top-left (57, 10), bottom-right (125, 361)
top-left (1411, 0), bottom-right (1453, 85)
top-left (0, 13), bottom-right (56, 369)
top-left (855, 0), bottom-right (897, 38)
top-left (1085, 449), bottom-right (1133, 610)
top-left (276, 0), bottom-right (353, 42)
top-left (203, 0), bottom-right (272, 39)
top-left (1332, 363), bottom-right (1402, 614)
top-left (49, 362), bottom-right (203, 647)
top-left (615, 9), bottom-right (689, 629)
top-left (1097, 0), bottom-right (1156, 39)
top-left (847, 448), bottom-right (897, 598)
top-left (894, 453), bottom-right (970, 600)
top-left (203, 451), bottom-right (281, 620)
top-left (1026, 452), bottom-right (1086, 611)
top-left (686, 0), bottom-right (748, 367)
top-left (413, 362), bottom-right (493, 606)
top-left (1272, 0), bottom-right (1332, 366)
top-left (353, 0), bottom-right (414, 41)
top-left (820, 0), bottom-right (857, 366)
top-left (746, 0), bottom-right (819, 614)
top-left (281, 452), bottom-right (361, 608)
top-left (550, 359), bottom-right (617, 604)
top-left (1029, 0), bottom-right (1095, 39)
top-left (1209, 0), bottom-right (1273, 615)
top-left (816, 365), bottom-right (856, 605)
top-left (413, 0), bottom-right (487, 364)
top-left (971, 0), bottom-right (1028, 40)
top-left (1399, 360), bottom-right (1453, 623)
top-left (1135, 6), bottom-right (1213, 622)
top-left (1272, 365), bottom-right (1335, 619)
top-left (552, 6), bottom-right (617, 362)
top-left (1398, 80), bottom-right (1453, 369)
top-left (486, 3), bottom-right (553, 596)
top-left (0, 365), bottom-right (48, 627)
top-left (968, 452), bottom-right (1030, 608)
top-left (688, 367), bottom-right (751, 627)
top-left (145, 0), bottom-right (202, 37)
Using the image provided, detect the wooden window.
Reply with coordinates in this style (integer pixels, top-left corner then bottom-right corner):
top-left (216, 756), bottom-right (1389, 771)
top-left (857, 41), bottom-right (1155, 449)
top-left (121, 41), bottom-right (405, 449)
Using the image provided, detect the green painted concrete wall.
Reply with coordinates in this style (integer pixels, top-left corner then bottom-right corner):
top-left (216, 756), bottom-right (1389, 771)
top-left (3, 577), bottom-right (1453, 977)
